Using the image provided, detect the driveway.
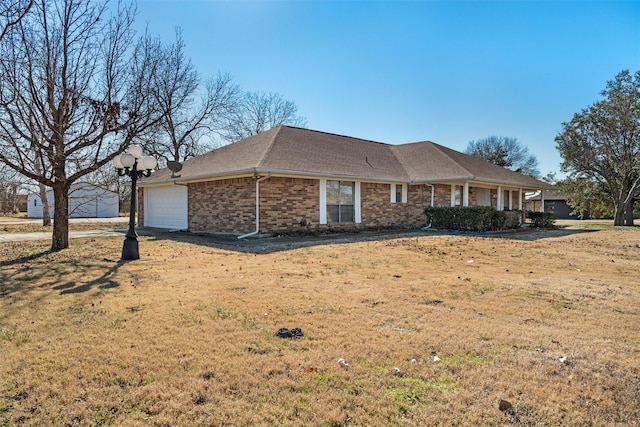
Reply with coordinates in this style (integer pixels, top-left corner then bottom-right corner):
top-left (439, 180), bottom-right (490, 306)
top-left (0, 229), bottom-right (128, 243)
top-left (0, 217), bottom-right (130, 243)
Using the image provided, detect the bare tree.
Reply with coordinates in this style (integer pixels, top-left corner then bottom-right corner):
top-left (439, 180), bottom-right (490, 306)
top-left (140, 29), bottom-right (241, 165)
top-left (0, 0), bottom-right (162, 250)
top-left (0, 168), bottom-right (26, 214)
top-left (0, 0), bottom-right (33, 42)
top-left (223, 91), bottom-right (307, 143)
top-left (465, 136), bottom-right (540, 178)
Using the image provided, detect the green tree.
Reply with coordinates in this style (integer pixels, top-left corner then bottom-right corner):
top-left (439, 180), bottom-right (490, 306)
top-left (555, 176), bottom-right (614, 219)
top-left (465, 136), bottom-right (540, 178)
top-left (555, 70), bottom-right (640, 226)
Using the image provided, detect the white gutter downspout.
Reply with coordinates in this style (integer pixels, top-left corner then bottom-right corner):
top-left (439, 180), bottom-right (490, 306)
top-left (238, 173), bottom-right (271, 239)
top-left (424, 183), bottom-right (435, 207)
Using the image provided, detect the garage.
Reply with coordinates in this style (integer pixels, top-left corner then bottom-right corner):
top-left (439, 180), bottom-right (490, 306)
top-left (143, 185), bottom-right (188, 229)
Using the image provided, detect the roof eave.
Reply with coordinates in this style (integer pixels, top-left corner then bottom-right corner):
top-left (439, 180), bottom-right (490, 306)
top-left (140, 168), bottom-right (551, 190)
top-left (139, 167), bottom-right (411, 185)
top-left (411, 176), bottom-right (552, 190)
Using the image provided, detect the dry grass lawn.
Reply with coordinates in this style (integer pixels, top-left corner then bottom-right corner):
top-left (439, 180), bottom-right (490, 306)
top-left (1, 224), bottom-right (639, 426)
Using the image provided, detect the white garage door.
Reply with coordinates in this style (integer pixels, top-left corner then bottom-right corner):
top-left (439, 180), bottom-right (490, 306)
top-left (144, 185), bottom-right (188, 229)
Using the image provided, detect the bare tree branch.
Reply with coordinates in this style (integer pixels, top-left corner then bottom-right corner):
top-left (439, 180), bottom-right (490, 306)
top-left (222, 90), bottom-right (307, 143)
top-left (465, 135), bottom-right (540, 178)
top-left (138, 28), bottom-right (241, 165)
top-left (0, 0), bottom-right (163, 250)
top-left (0, 0), bottom-right (33, 43)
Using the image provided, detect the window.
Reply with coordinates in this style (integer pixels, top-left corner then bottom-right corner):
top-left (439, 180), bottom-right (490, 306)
top-left (391, 183), bottom-right (407, 203)
top-left (327, 180), bottom-right (354, 223)
top-left (454, 185), bottom-right (463, 206)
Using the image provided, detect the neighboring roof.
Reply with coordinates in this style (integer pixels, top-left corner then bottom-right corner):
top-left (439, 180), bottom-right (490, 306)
top-left (28, 182), bottom-right (117, 197)
top-left (141, 126), bottom-right (552, 190)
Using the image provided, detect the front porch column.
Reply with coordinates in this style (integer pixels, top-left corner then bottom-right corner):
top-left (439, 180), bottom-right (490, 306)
top-left (508, 190), bottom-right (513, 210)
top-left (518, 189), bottom-right (523, 210)
top-left (463, 181), bottom-right (469, 207)
top-left (519, 188), bottom-right (524, 223)
top-left (540, 190), bottom-right (545, 213)
top-left (497, 185), bottom-right (503, 211)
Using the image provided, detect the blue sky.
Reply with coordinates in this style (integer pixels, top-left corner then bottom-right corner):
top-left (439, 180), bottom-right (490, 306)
top-left (135, 0), bottom-right (640, 178)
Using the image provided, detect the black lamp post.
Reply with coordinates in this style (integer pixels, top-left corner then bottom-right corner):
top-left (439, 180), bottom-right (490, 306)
top-left (113, 145), bottom-right (157, 260)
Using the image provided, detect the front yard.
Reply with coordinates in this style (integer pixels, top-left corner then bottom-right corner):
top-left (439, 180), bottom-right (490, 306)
top-left (1, 224), bottom-right (639, 425)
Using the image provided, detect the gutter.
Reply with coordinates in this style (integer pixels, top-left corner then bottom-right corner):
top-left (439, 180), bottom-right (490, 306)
top-left (238, 173), bottom-right (272, 239)
top-left (140, 167), bottom-right (411, 186)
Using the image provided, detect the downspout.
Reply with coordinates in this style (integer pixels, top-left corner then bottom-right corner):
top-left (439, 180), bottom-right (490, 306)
top-left (238, 173), bottom-right (271, 239)
top-left (424, 183), bottom-right (435, 207)
top-left (411, 180), bottom-right (435, 208)
top-left (420, 182), bottom-right (435, 228)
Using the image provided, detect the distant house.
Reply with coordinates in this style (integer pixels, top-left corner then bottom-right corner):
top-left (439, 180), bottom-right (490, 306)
top-left (27, 183), bottom-right (119, 219)
top-left (138, 126), bottom-right (553, 236)
top-left (526, 190), bottom-right (586, 220)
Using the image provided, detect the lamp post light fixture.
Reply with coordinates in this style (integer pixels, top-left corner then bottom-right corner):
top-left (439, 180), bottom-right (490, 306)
top-left (113, 144), bottom-right (157, 260)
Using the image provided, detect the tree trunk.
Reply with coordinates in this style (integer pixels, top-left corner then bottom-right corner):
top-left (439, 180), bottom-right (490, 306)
top-left (625, 200), bottom-right (635, 226)
top-left (9, 183), bottom-right (17, 214)
top-left (51, 185), bottom-right (69, 251)
top-left (38, 183), bottom-right (52, 226)
top-left (613, 199), bottom-right (626, 226)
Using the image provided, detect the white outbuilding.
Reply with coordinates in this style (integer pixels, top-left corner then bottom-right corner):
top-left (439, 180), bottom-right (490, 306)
top-left (27, 183), bottom-right (119, 219)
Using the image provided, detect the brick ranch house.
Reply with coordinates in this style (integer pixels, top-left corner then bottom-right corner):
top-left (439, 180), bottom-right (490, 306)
top-left (138, 126), bottom-right (552, 237)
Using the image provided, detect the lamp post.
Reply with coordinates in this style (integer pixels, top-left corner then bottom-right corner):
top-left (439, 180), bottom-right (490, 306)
top-left (113, 145), bottom-right (157, 260)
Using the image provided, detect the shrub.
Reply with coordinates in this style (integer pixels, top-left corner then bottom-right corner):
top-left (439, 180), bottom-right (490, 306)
top-left (526, 211), bottom-right (556, 228)
top-left (424, 206), bottom-right (521, 232)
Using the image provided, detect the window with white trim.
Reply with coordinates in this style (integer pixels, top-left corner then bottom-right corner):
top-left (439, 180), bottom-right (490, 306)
top-left (327, 180), bottom-right (354, 223)
top-left (391, 183), bottom-right (407, 203)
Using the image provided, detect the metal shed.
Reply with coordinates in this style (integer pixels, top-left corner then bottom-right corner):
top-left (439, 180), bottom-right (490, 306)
top-left (27, 183), bottom-right (119, 219)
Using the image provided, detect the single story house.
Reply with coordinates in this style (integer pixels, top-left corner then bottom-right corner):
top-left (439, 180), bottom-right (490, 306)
top-left (526, 190), bottom-right (586, 219)
top-left (28, 183), bottom-right (119, 219)
top-left (138, 126), bottom-right (553, 236)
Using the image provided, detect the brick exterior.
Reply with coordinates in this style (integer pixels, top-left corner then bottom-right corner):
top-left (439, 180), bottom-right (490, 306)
top-left (184, 177), bottom-right (436, 234)
top-left (189, 178), bottom-right (256, 234)
top-left (359, 183), bottom-right (431, 228)
top-left (161, 177), bottom-right (526, 235)
top-left (433, 184), bottom-right (451, 206)
top-left (259, 177), bottom-right (319, 232)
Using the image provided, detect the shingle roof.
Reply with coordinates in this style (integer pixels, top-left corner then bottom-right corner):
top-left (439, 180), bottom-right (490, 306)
top-left (141, 126), bottom-right (551, 190)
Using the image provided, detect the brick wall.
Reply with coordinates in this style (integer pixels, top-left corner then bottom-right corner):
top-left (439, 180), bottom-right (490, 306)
top-left (406, 184), bottom-right (432, 226)
top-left (359, 183), bottom-right (430, 228)
top-left (148, 178), bottom-right (527, 234)
top-left (433, 184), bottom-right (451, 206)
top-left (188, 177), bottom-right (433, 234)
top-left (260, 177), bottom-right (319, 233)
top-left (187, 177), bottom-right (320, 234)
top-left (188, 178), bottom-right (256, 233)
